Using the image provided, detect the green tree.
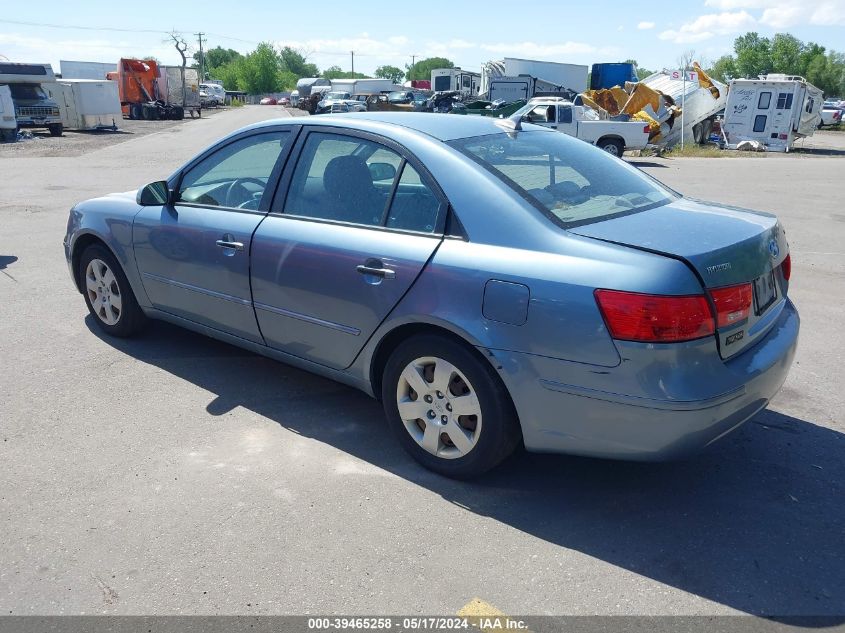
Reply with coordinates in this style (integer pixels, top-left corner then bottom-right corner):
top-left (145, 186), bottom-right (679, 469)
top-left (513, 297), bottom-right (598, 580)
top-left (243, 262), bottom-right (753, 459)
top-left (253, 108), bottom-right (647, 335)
top-left (322, 65), bottom-right (369, 80)
top-left (708, 55), bottom-right (737, 82)
top-left (733, 32), bottom-right (772, 79)
top-left (216, 61), bottom-right (241, 91)
top-left (278, 69), bottom-right (298, 91)
top-left (197, 46), bottom-right (242, 72)
top-left (279, 46), bottom-right (319, 78)
top-left (406, 57), bottom-right (454, 81)
top-left (624, 59), bottom-right (653, 80)
top-left (237, 42), bottom-right (282, 93)
top-left (375, 64), bottom-right (404, 83)
top-left (770, 33), bottom-right (803, 75)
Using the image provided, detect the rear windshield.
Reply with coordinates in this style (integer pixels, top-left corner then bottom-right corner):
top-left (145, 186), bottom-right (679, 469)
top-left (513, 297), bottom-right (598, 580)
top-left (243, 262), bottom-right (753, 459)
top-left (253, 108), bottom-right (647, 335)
top-left (449, 130), bottom-right (676, 228)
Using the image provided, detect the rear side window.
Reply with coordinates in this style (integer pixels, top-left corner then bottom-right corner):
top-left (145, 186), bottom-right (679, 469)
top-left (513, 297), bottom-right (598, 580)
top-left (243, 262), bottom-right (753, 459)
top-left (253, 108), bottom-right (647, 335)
top-left (758, 92), bottom-right (772, 109)
top-left (450, 131), bottom-right (675, 228)
top-left (282, 132), bottom-right (441, 232)
top-left (753, 115), bottom-right (767, 132)
top-left (776, 93), bottom-right (794, 109)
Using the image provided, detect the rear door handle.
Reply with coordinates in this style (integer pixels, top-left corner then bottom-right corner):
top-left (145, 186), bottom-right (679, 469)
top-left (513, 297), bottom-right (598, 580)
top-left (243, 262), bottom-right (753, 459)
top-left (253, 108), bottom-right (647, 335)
top-left (356, 265), bottom-right (395, 279)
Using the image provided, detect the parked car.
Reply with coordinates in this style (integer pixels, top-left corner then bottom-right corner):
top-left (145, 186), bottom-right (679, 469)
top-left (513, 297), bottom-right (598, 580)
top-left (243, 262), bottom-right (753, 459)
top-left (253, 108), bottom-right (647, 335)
top-left (278, 96), bottom-right (290, 106)
top-left (259, 97), bottom-right (277, 106)
top-left (64, 113), bottom-right (798, 478)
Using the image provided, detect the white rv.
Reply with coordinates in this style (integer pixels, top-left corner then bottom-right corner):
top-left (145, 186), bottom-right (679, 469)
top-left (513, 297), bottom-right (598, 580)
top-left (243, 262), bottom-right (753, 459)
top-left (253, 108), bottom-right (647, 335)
top-left (430, 68), bottom-right (481, 95)
top-left (723, 74), bottom-right (823, 152)
top-left (0, 85), bottom-right (16, 141)
top-left (45, 79), bottom-right (122, 131)
top-left (330, 78), bottom-right (403, 96)
top-left (482, 58), bottom-right (588, 96)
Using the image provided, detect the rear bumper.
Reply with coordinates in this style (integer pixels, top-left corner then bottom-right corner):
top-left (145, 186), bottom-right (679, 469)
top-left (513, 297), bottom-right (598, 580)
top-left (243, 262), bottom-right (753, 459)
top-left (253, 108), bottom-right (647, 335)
top-left (491, 298), bottom-right (800, 460)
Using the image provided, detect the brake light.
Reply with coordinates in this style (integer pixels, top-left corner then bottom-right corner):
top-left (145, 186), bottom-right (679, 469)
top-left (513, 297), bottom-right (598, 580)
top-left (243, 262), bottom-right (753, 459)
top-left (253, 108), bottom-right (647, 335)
top-left (709, 283), bottom-right (753, 328)
top-left (643, 124), bottom-right (651, 134)
top-left (781, 253), bottom-right (791, 281)
top-left (595, 290), bottom-right (715, 343)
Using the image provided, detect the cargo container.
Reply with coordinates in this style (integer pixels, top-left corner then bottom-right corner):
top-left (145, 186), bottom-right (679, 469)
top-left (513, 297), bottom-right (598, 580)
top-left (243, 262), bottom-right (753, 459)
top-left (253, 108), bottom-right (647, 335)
top-left (590, 62), bottom-right (638, 90)
top-left (60, 60), bottom-right (117, 80)
top-left (45, 79), bottom-right (121, 131)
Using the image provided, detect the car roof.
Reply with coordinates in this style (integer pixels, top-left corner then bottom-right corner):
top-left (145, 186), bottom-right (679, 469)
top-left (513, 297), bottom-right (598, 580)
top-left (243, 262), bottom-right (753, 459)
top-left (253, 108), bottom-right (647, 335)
top-left (252, 112), bottom-right (547, 142)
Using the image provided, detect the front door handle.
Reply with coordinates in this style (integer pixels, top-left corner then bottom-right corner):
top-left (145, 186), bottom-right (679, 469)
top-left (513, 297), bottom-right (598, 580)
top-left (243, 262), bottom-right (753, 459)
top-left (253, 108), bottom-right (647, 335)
top-left (356, 265), bottom-right (396, 279)
top-left (216, 233), bottom-right (244, 252)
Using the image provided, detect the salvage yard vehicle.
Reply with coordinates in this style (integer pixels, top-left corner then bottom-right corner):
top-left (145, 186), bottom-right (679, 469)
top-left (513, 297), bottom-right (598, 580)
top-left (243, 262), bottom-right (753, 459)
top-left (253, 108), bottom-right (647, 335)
top-left (819, 106), bottom-right (842, 127)
top-left (0, 85), bottom-right (16, 142)
top-left (0, 62), bottom-right (64, 136)
top-left (64, 113), bottom-right (798, 478)
top-left (724, 74), bottom-right (823, 151)
top-left (514, 98), bottom-right (650, 155)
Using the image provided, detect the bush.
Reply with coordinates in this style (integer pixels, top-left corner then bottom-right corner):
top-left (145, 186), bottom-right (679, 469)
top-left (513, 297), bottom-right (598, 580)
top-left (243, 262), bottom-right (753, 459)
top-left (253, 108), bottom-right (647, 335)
top-left (230, 98), bottom-right (244, 108)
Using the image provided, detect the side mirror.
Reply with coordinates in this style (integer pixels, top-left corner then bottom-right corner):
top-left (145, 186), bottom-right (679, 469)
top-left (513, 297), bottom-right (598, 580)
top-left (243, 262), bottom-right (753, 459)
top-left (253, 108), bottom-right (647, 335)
top-left (368, 162), bottom-right (397, 182)
top-left (137, 180), bottom-right (171, 206)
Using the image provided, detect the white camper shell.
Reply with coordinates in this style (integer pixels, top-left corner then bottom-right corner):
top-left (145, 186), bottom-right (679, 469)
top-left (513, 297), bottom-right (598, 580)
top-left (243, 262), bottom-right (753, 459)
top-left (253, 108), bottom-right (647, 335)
top-left (723, 75), bottom-right (823, 152)
top-left (46, 79), bottom-right (122, 131)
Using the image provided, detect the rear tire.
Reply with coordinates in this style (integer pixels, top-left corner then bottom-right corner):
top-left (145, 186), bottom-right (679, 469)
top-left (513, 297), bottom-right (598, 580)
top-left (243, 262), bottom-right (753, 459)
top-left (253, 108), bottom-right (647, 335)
top-left (381, 334), bottom-right (521, 478)
top-left (170, 106), bottom-right (185, 120)
top-left (79, 244), bottom-right (146, 338)
top-left (597, 138), bottom-right (624, 157)
top-left (48, 123), bottom-right (63, 137)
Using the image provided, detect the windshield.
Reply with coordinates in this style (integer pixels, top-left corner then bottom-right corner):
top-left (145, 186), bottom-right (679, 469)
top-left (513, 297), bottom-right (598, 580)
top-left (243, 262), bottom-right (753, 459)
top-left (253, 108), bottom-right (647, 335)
top-left (9, 84), bottom-right (47, 101)
top-left (450, 131), bottom-right (677, 228)
top-left (325, 92), bottom-right (348, 100)
top-left (388, 91), bottom-right (410, 102)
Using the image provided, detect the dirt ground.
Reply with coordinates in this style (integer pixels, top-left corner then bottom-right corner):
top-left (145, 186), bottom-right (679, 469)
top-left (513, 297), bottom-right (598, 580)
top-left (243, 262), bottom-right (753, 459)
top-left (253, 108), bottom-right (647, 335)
top-left (0, 105), bottom-right (244, 158)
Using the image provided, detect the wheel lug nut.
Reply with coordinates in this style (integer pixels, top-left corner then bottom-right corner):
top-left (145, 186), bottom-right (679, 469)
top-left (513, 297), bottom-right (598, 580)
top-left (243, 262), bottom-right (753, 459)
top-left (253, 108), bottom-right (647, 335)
top-left (427, 410), bottom-right (435, 419)
top-left (446, 403), bottom-right (452, 412)
top-left (441, 415), bottom-right (448, 424)
top-left (424, 395), bottom-right (433, 403)
top-left (436, 391), bottom-right (444, 399)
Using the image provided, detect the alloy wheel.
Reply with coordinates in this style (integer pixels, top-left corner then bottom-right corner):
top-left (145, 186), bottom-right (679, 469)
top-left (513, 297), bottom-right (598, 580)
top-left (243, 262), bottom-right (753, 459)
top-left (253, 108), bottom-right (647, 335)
top-left (85, 258), bottom-right (122, 326)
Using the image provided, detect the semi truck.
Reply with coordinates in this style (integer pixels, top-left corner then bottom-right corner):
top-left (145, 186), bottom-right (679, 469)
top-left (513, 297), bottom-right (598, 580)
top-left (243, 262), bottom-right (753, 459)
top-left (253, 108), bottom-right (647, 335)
top-left (0, 62), bottom-right (64, 136)
top-left (107, 58), bottom-right (189, 120)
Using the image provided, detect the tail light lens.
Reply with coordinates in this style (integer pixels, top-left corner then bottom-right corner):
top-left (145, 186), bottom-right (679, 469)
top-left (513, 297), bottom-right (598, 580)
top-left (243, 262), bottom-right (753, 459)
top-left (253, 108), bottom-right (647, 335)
top-left (710, 283), bottom-right (753, 328)
top-left (781, 253), bottom-right (792, 281)
top-left (595, 290), bottom-right (715, 343)
top-left (643, 124), bottom-right (651, 133)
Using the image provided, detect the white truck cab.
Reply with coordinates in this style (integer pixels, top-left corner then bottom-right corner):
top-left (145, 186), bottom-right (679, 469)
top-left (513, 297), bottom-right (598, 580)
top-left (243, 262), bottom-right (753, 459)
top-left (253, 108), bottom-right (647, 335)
top-left (515, 98), bottom-right (650, 156)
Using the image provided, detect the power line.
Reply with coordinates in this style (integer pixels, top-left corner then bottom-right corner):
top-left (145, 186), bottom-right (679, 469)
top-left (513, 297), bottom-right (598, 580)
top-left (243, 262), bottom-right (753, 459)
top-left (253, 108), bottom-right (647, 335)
top-left (0, 18), bottom-right (168, 35)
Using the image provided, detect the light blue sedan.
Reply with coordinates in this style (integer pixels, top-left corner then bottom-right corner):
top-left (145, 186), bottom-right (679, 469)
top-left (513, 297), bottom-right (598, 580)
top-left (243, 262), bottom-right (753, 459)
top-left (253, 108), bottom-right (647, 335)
top-left (63, 113), bottom-right (799, 478)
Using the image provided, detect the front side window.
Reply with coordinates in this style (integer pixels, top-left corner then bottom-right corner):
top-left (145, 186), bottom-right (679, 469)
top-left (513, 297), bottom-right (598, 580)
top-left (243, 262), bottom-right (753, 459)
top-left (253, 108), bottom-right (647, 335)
top-left (758, 92), bottom-right (772, 109)
top-left (282, 132), bottom-right (440, 232)
top-left (178, 131), bottom-right (289, 209)
top-left (450, 131), bottom-right (676, 228)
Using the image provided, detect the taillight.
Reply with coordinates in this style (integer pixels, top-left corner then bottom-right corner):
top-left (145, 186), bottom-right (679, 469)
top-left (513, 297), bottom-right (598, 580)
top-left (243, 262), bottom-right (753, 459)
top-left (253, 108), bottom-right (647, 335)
top-left (594, 290), bottom-right (715, 343)
top-left (709, 283), bottom-right (753, 328)
top-left (781, 253), bottom-right (791, 281)
top-left (643, 124), bottom-right (651, 133)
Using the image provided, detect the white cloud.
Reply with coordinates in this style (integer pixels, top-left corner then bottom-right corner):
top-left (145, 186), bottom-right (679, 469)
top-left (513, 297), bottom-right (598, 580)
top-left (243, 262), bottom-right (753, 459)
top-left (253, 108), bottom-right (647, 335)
top-left (659, 10), bottom-right (756, 43)
top-left (638, 21), bottom-right (656, 30)
top-left (0, 33), bottom-right (179, 69)
top-left (703, 0), bottom-right (845, 26)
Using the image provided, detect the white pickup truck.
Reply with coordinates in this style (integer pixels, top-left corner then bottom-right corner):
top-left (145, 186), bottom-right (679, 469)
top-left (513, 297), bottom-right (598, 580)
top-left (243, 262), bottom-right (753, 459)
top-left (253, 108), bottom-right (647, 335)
top-left (514, 98), bottom-right (651, 156)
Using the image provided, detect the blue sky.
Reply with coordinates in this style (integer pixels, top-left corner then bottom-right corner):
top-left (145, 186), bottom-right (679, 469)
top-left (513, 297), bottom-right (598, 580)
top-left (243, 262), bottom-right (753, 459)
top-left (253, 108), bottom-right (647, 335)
top-left (2, 0), bottom-right (844, 75)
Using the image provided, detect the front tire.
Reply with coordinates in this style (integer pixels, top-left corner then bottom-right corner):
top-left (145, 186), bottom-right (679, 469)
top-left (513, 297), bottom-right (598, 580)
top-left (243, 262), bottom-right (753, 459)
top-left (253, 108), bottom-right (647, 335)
top-left (79, 244), bottom-right (146, 337)
top-left (382, 335), bottom-right (521, 478)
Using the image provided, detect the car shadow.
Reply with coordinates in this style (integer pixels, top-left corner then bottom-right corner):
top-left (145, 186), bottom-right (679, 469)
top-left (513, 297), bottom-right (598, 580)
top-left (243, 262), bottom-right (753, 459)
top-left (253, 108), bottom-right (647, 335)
top-left (0, 255), bottom-right (17, 269)
top-left (87, 317), bottom-right (845, 620)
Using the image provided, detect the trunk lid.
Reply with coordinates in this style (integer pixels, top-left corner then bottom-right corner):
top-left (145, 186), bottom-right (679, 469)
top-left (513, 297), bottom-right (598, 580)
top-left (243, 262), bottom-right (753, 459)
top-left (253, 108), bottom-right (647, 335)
top-left (570, 197), bottom-right (790, 358)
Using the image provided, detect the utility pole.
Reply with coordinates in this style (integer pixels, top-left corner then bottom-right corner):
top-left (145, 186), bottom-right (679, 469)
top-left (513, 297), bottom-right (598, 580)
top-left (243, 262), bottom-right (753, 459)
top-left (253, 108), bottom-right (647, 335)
top-left (195, 32), bottom-right (205, 80)
top-left (350, 50), bottom-right (354, 76)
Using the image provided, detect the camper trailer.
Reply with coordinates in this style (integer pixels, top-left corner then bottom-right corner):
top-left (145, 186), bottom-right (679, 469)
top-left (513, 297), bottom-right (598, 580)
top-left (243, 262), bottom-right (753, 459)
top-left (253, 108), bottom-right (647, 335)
top-left (723, 74), bottom-right (823, 152)
top-left (0, 62), bottom-right (64, 136)
top-left (46, 79), bottom-right (122, 131)
top-left (431, 68), bottom-right (481, 95)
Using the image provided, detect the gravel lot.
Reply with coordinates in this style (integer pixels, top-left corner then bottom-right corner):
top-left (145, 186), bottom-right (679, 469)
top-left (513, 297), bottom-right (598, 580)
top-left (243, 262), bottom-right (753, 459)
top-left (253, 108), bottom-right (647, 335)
top-left (1, 106), bottom-right (843, 619)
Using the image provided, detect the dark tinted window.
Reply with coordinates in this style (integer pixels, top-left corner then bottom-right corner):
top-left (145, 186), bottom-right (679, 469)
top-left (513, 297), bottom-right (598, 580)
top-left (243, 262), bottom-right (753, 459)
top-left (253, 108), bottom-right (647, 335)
top-left (178, 131), bottom-right (289, 209)
top-left (753, 115), bottom-right (767, 132)
top-left (558, 106), bottom-right (573, 123)
top-left (0, 63), bottom-right (48, 75)
top-left (9, 84), bottom-right (46, 100)
top-left (776, 93), bottom-right (794, 109)
top-left (385, 164), bottom-right (440, 233)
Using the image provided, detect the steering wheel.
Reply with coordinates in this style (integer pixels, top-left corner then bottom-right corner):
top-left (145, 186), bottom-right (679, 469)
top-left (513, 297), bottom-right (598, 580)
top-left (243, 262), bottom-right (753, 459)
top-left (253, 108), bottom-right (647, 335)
top-left (224, 177), bottom-right (266, 209)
